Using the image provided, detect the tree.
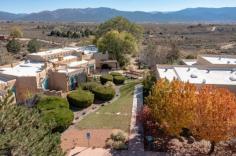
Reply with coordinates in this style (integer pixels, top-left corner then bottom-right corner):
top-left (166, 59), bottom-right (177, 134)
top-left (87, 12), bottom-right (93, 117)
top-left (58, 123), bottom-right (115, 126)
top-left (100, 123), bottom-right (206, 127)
top-left (97, 30), bottom-right (138, 67)
top-left (96, 16), bottom-right (143, 40)
top-left (84, 28), bottom-right (90, 37)
top-left (191, 85), bottom-right (236, 154)
top-left (166, 42), bottom-right (180, 64)
top-left (27, 38), bottom-right (41, 53)
top-left (6, 39), bottom-right (21, 54)
top-left (10, 27), bottom-right (23, 38)
top-left (0, 92), bottom-right (63, 156)
top-left (146, 79), bottom-right (197, 136)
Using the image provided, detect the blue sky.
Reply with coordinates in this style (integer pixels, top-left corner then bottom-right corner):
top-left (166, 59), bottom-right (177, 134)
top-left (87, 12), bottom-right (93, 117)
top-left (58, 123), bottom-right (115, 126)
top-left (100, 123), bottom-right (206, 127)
top-left (1, 0), bottom-right (236, 13)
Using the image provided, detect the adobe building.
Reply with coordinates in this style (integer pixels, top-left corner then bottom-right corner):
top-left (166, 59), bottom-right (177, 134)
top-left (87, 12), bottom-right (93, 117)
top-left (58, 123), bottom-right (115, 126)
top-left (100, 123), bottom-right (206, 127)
top-left (0, 45), bottom-right (120, 103)
top-left (156, 55), bottom-right (236, 94)
top-left (0, 46), bottom-right (98, 103)
top-left (93, 52), bottom-right (119, 70)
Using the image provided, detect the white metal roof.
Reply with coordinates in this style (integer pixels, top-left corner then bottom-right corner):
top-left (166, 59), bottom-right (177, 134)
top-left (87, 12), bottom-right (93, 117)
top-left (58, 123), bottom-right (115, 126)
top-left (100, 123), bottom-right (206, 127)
top-left (202, 56), bottom-right (236, 65)
top-left (158, 68), bottom-right (178, 81)
top-left (157, 66), bottom-right (236, 85)
top-left (0, 62), bottom-right (44, 77)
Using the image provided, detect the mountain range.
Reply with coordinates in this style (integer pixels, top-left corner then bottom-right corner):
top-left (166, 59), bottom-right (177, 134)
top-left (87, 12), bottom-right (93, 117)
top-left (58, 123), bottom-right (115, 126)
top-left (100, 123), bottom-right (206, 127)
top-left (1, 7), bottom-right (236, 23)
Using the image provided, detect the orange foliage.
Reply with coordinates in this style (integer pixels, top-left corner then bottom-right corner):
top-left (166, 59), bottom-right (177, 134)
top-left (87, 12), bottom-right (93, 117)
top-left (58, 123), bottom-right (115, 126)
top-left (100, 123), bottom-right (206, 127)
top-left (146, 79), bottom-right (236, 143)
top-left (191, 85), bottom-right (236, 143)
top-left (146, 79), bottom-right (197, 136)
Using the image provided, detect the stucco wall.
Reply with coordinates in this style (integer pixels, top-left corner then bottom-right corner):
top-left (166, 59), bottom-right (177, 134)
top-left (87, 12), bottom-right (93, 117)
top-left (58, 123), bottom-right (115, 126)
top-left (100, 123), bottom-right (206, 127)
top-left (15, 77), bottom-right (40, 103)
top-left (48, 71), bottom-right (69, 92)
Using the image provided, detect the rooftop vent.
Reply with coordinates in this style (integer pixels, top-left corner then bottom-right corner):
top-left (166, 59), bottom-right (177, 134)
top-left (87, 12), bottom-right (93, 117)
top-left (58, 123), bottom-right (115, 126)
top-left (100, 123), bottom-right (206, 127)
top-left (218, 56), bottom-right (221, 60)
top-left (206, 69), bottom-right (210, 73)
top-left (187, 67), bottom-right (191, 72)
top-left (191, 74), bottom-right (198, 78)
top-left (164, 68), bottom-right (168, 72)
top-left (227, 61), bottom-right (231, 64)
top-left (202, 79), bottom-right (206, 84)
top-left (231, 68), bottom-right (236, 73)
top-left (229, 76), bottom-right (236, 81)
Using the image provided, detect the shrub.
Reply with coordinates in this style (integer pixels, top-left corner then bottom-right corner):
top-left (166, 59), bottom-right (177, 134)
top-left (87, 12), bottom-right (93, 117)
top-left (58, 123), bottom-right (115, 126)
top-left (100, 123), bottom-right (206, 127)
top-left (185, 54), bottom-right (196, 59)
top-left (106, 130), bottom-right (128, 150)
top-left (41, 108), bottom-right (74, 132)
top-left (80, 82), bottom-right (101, 91)
top-left (113, 76), bottom-right (125, 85)
top-left (67, 89), bottom-right (94, 109)
top-left (110, 72), bottom-right (122, 77)
top-left (37, 96), bottom-right (69, 111)
top-left (36, 96), bottom-right (73, 132)
top-left (27, 38), bottom-right (41, 53)
top-left (6, 39), bottom-right (21, 54)
top-left (91, 85), bottom-right (115, 101)
top-left (100, 74), bottom-right (113, 85)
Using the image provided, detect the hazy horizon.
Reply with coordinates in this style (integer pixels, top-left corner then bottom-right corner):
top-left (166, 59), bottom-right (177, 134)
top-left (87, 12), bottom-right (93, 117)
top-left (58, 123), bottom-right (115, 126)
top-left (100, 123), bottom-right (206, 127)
top-left (1, 0), bottom-right (236, 14)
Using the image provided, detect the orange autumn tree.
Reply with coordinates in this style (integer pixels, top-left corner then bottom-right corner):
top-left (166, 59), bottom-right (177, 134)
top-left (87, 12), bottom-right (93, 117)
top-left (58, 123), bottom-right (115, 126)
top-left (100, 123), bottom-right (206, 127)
top-left (191, 85), bottom-right (236, 154)
top-left (146, 79), bottom-right (197, 136)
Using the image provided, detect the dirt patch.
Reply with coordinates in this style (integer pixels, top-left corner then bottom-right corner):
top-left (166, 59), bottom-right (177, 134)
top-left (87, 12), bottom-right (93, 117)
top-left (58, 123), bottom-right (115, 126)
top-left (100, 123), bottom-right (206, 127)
top-left (61, 128), bottom-right (116, 153)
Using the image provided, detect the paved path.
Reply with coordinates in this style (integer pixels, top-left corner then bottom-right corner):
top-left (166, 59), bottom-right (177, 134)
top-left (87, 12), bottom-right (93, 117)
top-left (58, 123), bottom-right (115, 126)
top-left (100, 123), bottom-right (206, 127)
top-left (127, 84), bottom-right (168, 156)
top-left (128, 84), bottom-right (144, 153)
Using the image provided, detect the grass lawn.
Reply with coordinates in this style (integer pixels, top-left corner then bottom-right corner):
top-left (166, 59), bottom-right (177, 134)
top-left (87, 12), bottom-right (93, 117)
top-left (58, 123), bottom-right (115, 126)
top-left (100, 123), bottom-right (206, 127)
top-left (77, 80), bottom-right (139, 132)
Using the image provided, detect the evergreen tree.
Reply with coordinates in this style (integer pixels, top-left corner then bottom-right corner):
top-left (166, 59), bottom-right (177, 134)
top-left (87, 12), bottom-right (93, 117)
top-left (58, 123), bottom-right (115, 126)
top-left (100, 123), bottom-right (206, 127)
top-left (27, 38), bottom-right (41, 53)
top-left (6, 39), bottom-right (21, 54)
top-left (0, 91), bottom-right (64, 156)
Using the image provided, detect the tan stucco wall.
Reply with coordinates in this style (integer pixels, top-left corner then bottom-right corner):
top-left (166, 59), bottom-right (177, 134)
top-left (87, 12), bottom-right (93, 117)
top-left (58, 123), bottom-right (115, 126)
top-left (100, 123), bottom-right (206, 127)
top-left (15, 77), bottom-right (40, 103)
top-left (48, 71), bottom-right (69, 92)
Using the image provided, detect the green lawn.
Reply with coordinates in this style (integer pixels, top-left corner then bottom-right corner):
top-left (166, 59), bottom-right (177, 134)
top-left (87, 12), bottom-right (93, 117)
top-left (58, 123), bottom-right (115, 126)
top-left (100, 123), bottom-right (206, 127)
top-left (77, 80), bottom-right (139, 132)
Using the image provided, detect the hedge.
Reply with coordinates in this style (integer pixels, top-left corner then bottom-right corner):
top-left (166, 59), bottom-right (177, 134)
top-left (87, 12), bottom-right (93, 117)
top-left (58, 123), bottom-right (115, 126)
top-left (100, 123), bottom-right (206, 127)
top-left (91, 85), bottom-right (115, 101)
top-left (113, 76), bottom-right (125, 85)
top-left (100, 74), bottom-right (113, 85)
top-left (37, 96), bottom-right (69, 111)
top-left (110, 72), bottom-right (122, 77)
top-left (41, 108), bottom-right (74, 132)
top-left (67, 89), bottom-right (94, 109)
top-left (80, 82), bottom-right (101, 91)
top-left (36, 96), bottom-right (73, 132)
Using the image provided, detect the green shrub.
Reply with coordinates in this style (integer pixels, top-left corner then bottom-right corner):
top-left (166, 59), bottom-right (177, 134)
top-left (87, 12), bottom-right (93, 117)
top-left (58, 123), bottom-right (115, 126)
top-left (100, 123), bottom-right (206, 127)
top-left (110, 72), bottom-right (122, 77)
top-left (113, 76), bottom-right (125, 85)
top-left (91, 86), bottom-right (115, 101)
top-left (100, 74), bottom-right (113, 85)
top-left (67, 89), bottom-right (94, 109)
top-left (37, 96), bottom-right (69, 111)
top-left (185, 54), bottom-right (196, 59)
top-left (80, 82), bottom-right (101, 91)
top-left (36, 96), bottom-right (73, 132)
top-left (41, 108), bottom-right (74, 132)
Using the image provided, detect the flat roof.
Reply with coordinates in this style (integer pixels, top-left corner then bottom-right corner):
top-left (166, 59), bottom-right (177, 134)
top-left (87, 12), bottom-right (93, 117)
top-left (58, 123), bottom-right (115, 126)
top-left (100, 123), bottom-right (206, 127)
top-left (202, 56), bottom-right (236, 65)
top-left (29, 48), bottom-right (73, 57)
top-left (158, 67), bottom-right (178, 81)
top-left (157, 66), bottom-right (236, 85)
top-left (0, 62), bottom-right (44, 77)
top-left (68, 60), bottom-right (88, 68)
top-left (50, 55), bottom-right (77, 63)
top-left (57, 68), bottom-right (78, 74)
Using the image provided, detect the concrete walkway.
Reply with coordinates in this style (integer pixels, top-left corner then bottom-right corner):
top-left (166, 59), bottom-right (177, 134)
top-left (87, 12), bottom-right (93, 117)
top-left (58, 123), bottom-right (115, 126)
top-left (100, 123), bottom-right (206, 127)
top-left (127, 84), bottom-right (168, 156)
top-left (128, 84), bottom-right (144, 153)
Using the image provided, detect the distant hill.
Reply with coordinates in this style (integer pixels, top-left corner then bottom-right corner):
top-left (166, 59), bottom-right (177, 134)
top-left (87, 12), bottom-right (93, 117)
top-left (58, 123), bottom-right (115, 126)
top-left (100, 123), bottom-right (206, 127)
top-left (1, 7), bottom-right (236, 23)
